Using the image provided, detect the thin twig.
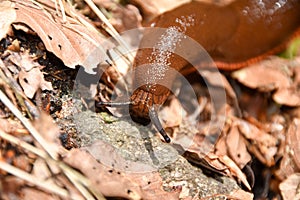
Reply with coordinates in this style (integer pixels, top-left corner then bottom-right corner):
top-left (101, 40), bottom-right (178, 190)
top-left (0, 161), bottom-right (70, 198)
top-left (0, 89), bottom-right (58, 159)
top-left (83, 0), bottom-right (134, 62)
top-left (0, 129), bottom-right (105, 200)
top-left (57, 0), bottom-right (67, 22)
top-left (0, 130), bottom-right (47, 158)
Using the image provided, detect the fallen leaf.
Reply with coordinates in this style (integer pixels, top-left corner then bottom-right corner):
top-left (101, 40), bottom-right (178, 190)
top-left (0, 176), bottom-right (25, 199)
top-left (22, 188), bottom-right (60, 200)
top-left (64, 148), bottom-right (143, 199)
top-left (226, 123), bottom-right (251, 168)
top-left (19, 67), bottom-right (52, 98)
top-left (0, 1), bottom-right (16, 40)
top-left (277, 118), bottom-right (300, 179)
top-left (33, 111), bottom-right (60, 140)
top-left (219, 155), bottom-right (251, 191)
top-left (7, 50), bottom-right (39, 71)
top-left (287, 118), bottom-right (300, 170)
top-left (64, 139), bottom-right (182, 199)
top-left (3, 50), bottom-right (53, 98)
top-left (279, 173), bottom-right (300, 200)
top-left (84, 140), bottom-right (157, 172)
top-left (232, 57), bottom-right (291, 92)
top-left (2, 0), bottom-right (111, 73)
top-left (94, 1), bottom-right (142, 32)
top-left (232, 57), bottom-right (300, 106)
top-left (273, 86), bottom-right (300, 107)
top-left (160, 96), bottom-right (184, 128)
top-left (237, 119), bottom-right (277, 167)
top-left (0, 118), bottom-right (27, 135)
top-left (229, 189), bottom-right (254, 200)
top-left (182, 139), bottom-right (252, 191)
top-left (129, 172), bottom-right (181, 200)
top-left (30, 158), bottom-right (83, 200)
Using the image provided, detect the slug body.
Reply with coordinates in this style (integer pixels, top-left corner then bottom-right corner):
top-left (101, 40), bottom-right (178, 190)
top-left (129, 0), bottom-right (300, 141)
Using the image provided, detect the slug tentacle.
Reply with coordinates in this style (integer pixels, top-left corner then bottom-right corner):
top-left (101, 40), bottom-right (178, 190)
top-left (148, 106), bottom-right (171, 143)
top-left (97, 87), bottom-right (171, 142)
top-left (97, 101), bottom-right (132, 107)
top-left (129, 86), bottom-right (171, 142)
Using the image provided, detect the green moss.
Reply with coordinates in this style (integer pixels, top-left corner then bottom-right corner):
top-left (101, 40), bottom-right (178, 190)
top-left (281, 36), bottom-right (300, 59)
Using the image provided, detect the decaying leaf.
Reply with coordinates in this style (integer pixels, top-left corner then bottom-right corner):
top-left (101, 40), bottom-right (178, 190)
top-left (0, 1), bottom-right (16, 40)
top-left (277, 118), bottom-right (300, 180)
top-left (1, 177), bottom-right (26, 200)
top-left (1, 0), bottom-right (111, 73)
top-left (232, 57), bottom-right (300, 106)
top-left (19, 67), bottom-right (52, 99)
top-left (6, 50), bottom-right (38, 71)
top-left (94, 0), bottom-right (142, 32)
top-left (4, 50), bottom-right (53, 99)
top-left (64, 148), bottom-right (142, 199)
top-left (22, 188), bottom-right (61, 200)
top-left (279, 173), bottom-right (300, 200)
top-left (287, 118), bottom-right (300, 170)
top-left (232, 57), bottom-right (291, 91)
top-left (229, 189), bottom-right (254, 200)
top-left (64, 147), bottom-right (180, 199)
top-left (84, 140), bottom-right (157, 172)
top-left (33, 112), bottom-right (61, 145)
top-left (237, 119), bottom-right (278, 167)
top-left (219, 155), bottom-right (251, 191)
top-left (226, 122), bottom-right (251, 168)
top-left (160, 97), bottom-right (185, 128)
top-left (0, 118), bottom-right (27, 135)
top-left (30, 158), bottom-right (83, 200)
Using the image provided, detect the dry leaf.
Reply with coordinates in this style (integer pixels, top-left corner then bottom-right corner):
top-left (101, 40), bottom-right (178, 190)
top-left (0, 118), bottom-right (26, 135)
top-left (7, 51), bottom-right (39, 71)
top-left (84, 140), bottom-right (157, 172)
top-left (19, 67), bottom-right (52, 98)
top-left (279, 173), bottom-right (300, 200)
top-left (2, 0), bottom-right (111, 73)
top-left (219, 155), bottom-right (251, 191)
top-left (237, 119), bottom-right (277, 167)
top-left (129, 172), bottom-right (181, 200)
top-left (0, 1), bottom-right (16, 40)
top-left (84, 141), bottom-right (181, 199)
top-left (64, 142), bottom-right (181, 200)
top-left (31, 158), bottom-right (83, 200)
top-left (2, 50), bottom-right (53, 99)
top-left (226, 123), bottom-right (251, 168)
top-left (232, 58), bottom-right (291, 92)
top-left (277, 118), bottom-right (300, 179)
top-left (232, 57), bottom-right (300, 106)
top-left (286, 118), bottom-right (300, 170)
top-left (33, 112), bottom-right (61, 145)
top-left (229, 189), bottom-right (254, 200)
top-left (274, 87), bottom-right (300, 106)
top-left (64, 148), bottom-right (143, 199)
top-left (94, 1), bottom-right (142, 32)
top-left (160, 97), bottom-right (184, 127)
top-left (1, 176), bottom-right (25, 199)
top-left (22, 188), bottom-right (60, 200)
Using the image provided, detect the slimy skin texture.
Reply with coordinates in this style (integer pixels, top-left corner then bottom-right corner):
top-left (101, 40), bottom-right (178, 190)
top-left (129, 0), bottom-right (300, 140)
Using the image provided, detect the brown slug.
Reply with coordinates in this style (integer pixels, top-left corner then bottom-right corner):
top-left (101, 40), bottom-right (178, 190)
top-left (104, 0), bottom-right (300, 142)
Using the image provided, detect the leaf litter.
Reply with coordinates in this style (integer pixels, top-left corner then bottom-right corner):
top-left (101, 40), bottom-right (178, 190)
top-left (1, 0), bottom-right (112, 73)
top-left (0, 0), bottom-right (300, 199)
